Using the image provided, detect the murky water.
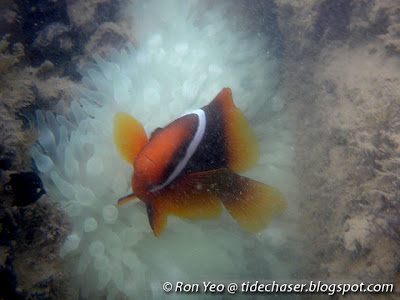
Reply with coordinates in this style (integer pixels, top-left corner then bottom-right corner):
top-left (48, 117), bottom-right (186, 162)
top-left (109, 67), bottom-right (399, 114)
top-left (1, 0), bottom-right (399, 299)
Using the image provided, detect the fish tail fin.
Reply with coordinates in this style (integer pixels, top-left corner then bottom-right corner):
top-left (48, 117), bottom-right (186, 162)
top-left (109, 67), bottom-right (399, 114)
top-left (212, 88), bottom-right (259, 173)
top-left (186, 169), bottom-right (286, 233)
top-left (113, 112), bottom-right (148, 164)
top-left (219, 173), bottom-right (286, 233)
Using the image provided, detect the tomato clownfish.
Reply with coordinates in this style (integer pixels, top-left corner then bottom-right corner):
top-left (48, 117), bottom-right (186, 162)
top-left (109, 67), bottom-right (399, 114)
top-left (113, 88), bottom-right (286, 236)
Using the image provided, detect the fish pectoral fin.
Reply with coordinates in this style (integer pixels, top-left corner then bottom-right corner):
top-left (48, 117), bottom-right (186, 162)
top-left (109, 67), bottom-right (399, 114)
top-left (186, 169), bottom-right (287, 233)
top-left (117, 193), bottom-right (137, 206)
top-left (113, 112), bottom-right (148, 164)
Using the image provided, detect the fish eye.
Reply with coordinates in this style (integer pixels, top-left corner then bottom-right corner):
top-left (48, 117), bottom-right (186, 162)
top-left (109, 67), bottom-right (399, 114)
top-left (4, 184), bottom-right (12, 191)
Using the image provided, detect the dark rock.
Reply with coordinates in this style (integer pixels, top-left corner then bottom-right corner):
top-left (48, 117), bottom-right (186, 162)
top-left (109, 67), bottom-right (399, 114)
top-left (0, 261), bottom-right (24, 300)
top-left (16, 0), bottom-right (69, 46)
top-left (0, 146), bottom-right (16, 171)
top-left (313, 0), bottom-right (352, 42)
top-left (30, 22), bottom-right (73, 68)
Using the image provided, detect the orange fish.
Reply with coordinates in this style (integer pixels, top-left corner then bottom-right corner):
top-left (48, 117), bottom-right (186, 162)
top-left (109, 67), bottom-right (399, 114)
top-left (113, 88), bottom-right (286, 236)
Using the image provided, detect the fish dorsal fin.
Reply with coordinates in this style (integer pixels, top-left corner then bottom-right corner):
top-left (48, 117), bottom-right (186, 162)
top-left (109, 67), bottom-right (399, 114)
top-left (212, 88), bottom-right (260, 173)
top-left (113, 112), bottom-right (148, 165)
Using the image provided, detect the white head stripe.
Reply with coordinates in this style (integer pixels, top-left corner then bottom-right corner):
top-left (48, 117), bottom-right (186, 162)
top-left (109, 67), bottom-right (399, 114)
top-left (150, 109), bottom-right (206, 192)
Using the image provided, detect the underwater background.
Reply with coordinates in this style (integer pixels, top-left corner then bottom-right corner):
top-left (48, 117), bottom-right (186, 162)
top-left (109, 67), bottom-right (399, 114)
top-left (0, 0), bottom-right (400, 299)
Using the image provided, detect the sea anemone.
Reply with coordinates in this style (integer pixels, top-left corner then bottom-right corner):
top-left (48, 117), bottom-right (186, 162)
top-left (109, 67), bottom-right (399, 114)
top-left (31, 0), bottom-right (299, 298)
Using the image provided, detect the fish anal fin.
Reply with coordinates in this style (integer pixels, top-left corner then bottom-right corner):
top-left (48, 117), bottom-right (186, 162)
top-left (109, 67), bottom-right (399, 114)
top-left (185, 169), bottom-right (286, 233)
top-left (113, 112), bottom-right (148, 164)
top-left (146, 177), bottom-right (223, 236)
top-left (156, 178), bottom-right (222, 220)
top-left (163, 182), bottom-right (222, 220)
top-left (211, 88), bottom-right (260, 173)
top-left (146, 200), bottom-right (167, 237)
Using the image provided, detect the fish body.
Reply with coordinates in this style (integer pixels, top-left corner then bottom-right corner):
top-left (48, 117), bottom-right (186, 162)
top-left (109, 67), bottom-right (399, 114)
top-left (114, 88), bottom-right (286, 236)
top-left (4, 172), bottom-right (46, 207)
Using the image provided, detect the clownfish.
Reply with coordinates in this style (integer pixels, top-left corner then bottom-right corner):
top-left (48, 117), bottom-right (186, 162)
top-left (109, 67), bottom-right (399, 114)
top-left (113, 88), bottom-right (286, 236)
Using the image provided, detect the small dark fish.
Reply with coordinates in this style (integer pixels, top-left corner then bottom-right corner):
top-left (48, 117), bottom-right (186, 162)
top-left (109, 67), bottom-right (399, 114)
top-left (4, 172), bottom-right (46, 207)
